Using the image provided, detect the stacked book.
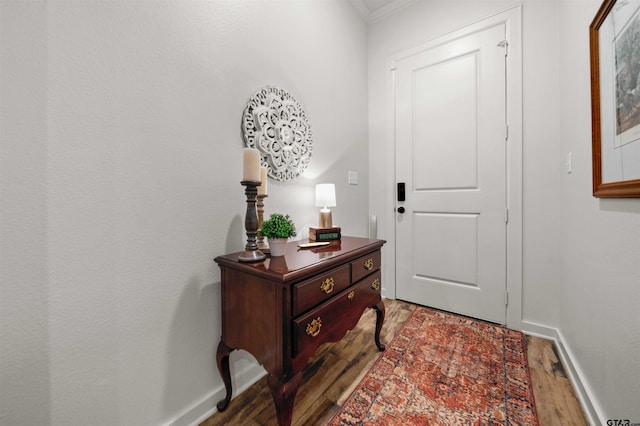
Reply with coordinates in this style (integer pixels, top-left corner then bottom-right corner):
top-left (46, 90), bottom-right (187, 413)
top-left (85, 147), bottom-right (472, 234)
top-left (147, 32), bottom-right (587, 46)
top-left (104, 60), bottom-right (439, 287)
top-left (309, 226), bottom-right (341, 241)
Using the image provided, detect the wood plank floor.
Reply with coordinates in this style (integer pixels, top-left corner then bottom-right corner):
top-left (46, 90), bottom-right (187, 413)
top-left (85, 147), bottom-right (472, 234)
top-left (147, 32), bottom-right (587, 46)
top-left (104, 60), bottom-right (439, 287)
top-left (201, 299), bottom-right (588, 426)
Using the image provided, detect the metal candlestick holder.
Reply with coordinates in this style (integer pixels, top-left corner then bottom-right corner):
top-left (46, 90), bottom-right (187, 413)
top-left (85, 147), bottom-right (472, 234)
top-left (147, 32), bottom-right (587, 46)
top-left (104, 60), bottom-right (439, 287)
top-left (238, 181), bottom-right (266, 263)
top-left (256, 194), bottom-right (270, 253)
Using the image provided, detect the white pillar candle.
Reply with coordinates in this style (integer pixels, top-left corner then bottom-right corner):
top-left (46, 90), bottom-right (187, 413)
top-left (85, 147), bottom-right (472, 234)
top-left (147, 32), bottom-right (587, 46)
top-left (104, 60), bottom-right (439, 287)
top-left (242, 148), bottom-right (261, 182)
top-left (258, 166), bottom-right (268, 195)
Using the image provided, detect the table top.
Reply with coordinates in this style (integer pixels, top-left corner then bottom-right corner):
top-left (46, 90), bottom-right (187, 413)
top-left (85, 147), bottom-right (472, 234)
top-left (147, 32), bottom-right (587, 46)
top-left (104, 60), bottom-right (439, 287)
top-left (214, 236), bottom-right (385, 284)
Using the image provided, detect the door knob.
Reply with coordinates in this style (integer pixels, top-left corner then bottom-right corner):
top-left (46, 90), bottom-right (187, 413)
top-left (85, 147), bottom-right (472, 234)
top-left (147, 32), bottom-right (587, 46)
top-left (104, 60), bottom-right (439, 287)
top-left (397, 207), bottom-right (405, 214)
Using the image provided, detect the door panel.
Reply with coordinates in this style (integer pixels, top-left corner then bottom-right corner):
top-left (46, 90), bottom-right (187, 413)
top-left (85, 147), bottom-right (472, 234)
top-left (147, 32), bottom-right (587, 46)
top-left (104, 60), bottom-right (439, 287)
top-left (414, 53), bottom-right (478, 190)
top-left (413, 212), bottom-right (479, 286)
top-left (395, 23), bottom-right (507, 324)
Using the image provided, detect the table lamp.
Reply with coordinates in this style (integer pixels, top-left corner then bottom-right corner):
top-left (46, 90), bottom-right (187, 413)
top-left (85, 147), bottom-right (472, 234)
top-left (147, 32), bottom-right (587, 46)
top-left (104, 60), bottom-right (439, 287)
top-left (315, 183), bottom-right (336, 228)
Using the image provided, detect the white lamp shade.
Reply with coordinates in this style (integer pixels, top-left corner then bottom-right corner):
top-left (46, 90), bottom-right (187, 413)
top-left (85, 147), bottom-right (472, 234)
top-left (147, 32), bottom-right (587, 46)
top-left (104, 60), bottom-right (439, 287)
top-left (315, 183), bottom-right (336, 207)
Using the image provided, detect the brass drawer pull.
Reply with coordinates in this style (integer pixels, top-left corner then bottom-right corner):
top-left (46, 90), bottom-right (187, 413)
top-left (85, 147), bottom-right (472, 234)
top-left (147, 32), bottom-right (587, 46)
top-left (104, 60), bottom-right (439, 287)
top-left (320, 277), bottom-right (335, 294)
top-left (364, 258), bottom-right (374, 270)
top-left (347, 290), bottom-right (355, 300)
top-left (306, 317), bottom-right (322, 337)
top-left (371, 278), bottom-right (380, 291)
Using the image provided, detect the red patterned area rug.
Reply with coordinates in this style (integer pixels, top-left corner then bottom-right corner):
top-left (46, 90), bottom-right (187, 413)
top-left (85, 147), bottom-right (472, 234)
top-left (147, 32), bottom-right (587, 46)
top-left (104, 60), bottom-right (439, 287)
top-left (328, 307), bottom-right (539, 425)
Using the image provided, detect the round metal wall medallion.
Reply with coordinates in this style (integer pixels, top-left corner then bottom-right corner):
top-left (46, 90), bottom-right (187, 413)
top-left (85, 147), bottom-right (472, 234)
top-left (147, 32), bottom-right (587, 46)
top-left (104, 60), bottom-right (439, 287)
top-left (242, 86), bottom-right (313, 182)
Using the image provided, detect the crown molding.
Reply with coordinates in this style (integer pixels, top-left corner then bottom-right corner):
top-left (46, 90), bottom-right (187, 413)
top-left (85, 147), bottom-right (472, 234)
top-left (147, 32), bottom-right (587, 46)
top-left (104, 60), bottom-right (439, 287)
top-left (349, 0), bottom-right (419, 24)
top-left (348, 0), bottom-right (371, 21)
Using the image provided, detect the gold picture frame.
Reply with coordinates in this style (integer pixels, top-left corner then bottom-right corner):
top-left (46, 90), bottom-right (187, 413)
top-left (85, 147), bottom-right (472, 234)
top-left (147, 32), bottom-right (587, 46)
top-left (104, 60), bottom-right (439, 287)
top-left (590, 0), bottom-right (640, 197)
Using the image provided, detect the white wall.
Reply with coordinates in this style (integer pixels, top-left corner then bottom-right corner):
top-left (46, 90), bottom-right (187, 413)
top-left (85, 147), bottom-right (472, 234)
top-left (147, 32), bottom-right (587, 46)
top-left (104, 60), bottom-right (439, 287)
top-left (0, 2), bottom-right (368, 425)
top-left (558, 1), bottom-right (640, 422)
top-left (0, 3), bottom-right (51, 425)
top-left (369, 0), bottom-right (640, 423)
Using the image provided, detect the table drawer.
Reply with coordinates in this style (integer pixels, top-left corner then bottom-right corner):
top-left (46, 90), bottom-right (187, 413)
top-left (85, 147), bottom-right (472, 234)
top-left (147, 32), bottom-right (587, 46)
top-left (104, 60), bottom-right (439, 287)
top-left (292, 264), bottom-right (351, 317)
top-left (351, 250), bottom-right (381, 283)
top-left (292, 270), bottom-right (382, 357)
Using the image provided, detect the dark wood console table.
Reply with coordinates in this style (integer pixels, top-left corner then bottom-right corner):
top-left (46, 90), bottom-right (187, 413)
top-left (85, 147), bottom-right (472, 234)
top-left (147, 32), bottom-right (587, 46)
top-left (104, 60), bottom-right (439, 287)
top-left (214, 236), bottom-right (386, 426)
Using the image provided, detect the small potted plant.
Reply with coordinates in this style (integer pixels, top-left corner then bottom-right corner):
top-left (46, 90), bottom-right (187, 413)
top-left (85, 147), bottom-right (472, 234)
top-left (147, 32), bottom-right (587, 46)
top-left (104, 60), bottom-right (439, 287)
top-left (260, 213), bottom-right (297, 257)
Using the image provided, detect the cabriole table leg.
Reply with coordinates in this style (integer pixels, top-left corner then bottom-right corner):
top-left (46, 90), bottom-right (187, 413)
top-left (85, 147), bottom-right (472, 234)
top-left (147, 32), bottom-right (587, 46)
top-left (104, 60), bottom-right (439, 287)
top-left (266, 372), bottom-right (304, 426)
top-left (215, 341), bottom-right (233, 411)
top-left (373, 301), bottom-right (386, 351)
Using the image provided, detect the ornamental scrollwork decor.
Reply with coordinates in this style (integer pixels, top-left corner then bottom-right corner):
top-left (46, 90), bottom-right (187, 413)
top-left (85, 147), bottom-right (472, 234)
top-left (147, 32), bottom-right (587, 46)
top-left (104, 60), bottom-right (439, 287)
top-left (242, 86), bottom-right (313, 181)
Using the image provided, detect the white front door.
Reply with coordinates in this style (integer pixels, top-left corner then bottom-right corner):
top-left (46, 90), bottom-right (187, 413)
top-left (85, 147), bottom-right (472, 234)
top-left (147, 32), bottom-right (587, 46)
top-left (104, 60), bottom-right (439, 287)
top-left (395, 22), bottom-right (508, 324)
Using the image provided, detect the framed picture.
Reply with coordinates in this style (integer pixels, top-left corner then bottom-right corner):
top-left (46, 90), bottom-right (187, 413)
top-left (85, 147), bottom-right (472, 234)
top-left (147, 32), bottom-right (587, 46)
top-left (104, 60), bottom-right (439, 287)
top-left (590, 0), bottom-right (640, 197)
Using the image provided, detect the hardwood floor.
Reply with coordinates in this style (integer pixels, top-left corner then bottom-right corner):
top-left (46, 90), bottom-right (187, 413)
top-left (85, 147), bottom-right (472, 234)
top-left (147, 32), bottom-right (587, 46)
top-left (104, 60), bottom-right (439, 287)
top-left (526, 335), bottom-right (588, 425)
top-left (201, 299), bottom-right (588, 426)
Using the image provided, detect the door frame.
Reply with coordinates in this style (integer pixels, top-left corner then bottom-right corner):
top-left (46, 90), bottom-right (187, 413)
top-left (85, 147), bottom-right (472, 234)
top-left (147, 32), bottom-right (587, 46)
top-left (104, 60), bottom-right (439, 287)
top-left (380, 5), bottom-right (523, 329)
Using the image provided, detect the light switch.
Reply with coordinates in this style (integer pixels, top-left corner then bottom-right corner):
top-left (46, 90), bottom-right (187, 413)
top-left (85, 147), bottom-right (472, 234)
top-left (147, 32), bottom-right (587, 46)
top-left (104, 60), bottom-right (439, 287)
top-left (348, 171), bottom-right (358, 185)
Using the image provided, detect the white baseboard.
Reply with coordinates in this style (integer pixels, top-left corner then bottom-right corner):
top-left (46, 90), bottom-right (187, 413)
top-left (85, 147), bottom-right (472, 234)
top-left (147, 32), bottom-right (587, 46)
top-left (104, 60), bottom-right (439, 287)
top-left (553, 328), bottom-right (606, 426)
top-left (519, 319), bottom-right (556, 340)
top-left (161, 362), bottom-right (267, 426)
top-left (521, 320), bottom-right (603, 426)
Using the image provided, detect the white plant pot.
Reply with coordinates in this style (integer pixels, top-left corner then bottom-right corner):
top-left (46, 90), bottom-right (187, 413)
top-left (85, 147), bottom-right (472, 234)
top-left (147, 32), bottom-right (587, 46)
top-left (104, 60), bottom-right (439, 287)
top-left (268, 238), bottom-right (288, 257)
